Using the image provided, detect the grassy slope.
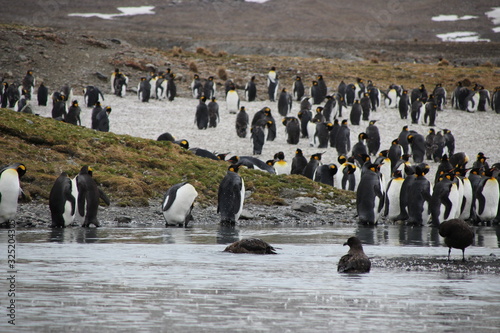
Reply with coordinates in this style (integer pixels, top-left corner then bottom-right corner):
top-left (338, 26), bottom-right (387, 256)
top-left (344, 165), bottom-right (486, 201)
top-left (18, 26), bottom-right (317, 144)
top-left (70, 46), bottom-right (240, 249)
top-left (0, 109), bottom-right (353, 207)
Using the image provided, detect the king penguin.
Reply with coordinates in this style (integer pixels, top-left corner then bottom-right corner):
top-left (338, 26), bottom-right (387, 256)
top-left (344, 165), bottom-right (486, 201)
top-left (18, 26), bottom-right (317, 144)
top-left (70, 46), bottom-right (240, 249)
top-left (407, 164), bottom-right (432, 226)
top-left (244, 75), bottom-right (257, 102)
top-left (37, 82), bottom-right (49, 106)
top-left (0, 163), bottom-right (26, 225)
top-left (49, 172), bottom-right (78, 228)
top-left (162, 182), bottom-right (198, 227)
top-left (273, 151), bottom-right (291, 175)
top-left (429, 173), bottom-right (460, 227)
top-left (235, 106), bottom-right (249, 138)
top-left (356, 163), bottom-right (385, 225)
top-left (267, 67), bottom-right (279, 102)
top-left (384, 170), bottom-right (405, 221)
top-left (218, 164), bottom-right (245, 224)
top-left (291, 148), bottom-right (308, 175)
top-left (474, 168), bottom-right (500, 223)
top-left (226, 82), bottom-right (240, 114)
top-left (74, 166), bottom-right (110, 227)
top-left (292, 75), bottom-right (305, 101)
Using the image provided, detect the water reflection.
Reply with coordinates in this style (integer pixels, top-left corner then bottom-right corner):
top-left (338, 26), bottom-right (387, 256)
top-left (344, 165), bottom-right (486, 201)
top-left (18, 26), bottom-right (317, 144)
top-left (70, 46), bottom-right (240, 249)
top-left (1, 224), bottom-right (500, 332)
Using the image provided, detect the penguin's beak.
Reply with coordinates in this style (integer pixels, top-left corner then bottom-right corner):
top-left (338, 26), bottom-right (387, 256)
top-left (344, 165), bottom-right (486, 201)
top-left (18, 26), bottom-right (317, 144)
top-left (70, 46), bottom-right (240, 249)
top-left (343, 242), bottom-right (348, 246)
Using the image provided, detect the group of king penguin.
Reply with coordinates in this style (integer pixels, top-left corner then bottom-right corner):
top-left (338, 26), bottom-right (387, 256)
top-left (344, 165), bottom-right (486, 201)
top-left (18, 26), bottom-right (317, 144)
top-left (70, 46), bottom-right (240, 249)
top-left (183, 67), bottom-right (500, 227)
top-left (2, 67), bottom-right (500, 230)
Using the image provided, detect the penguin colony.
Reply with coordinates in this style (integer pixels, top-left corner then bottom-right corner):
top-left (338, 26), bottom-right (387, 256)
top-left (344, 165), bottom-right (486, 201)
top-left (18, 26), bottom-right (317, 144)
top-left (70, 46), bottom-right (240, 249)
top-left (2, 67), bottom-right (500, 263)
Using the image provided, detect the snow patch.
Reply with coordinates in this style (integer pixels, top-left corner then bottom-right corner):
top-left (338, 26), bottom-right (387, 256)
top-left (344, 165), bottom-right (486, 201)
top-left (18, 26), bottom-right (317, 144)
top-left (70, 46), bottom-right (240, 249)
top-left (432, 15), bottom-right (478, 22)
top-left (486, 7), bottom-right (500, 33)
top-left (436, 31), bottom-right (490, 42)
top-left (68, 6), bottom-right (155, 20)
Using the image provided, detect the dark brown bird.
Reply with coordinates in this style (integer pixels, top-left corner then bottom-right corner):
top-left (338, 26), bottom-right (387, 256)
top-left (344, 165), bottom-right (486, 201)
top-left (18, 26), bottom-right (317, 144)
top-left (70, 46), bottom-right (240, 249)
top-left (224, 238), bottom-right (277, 254)
top-left (337, 237), bottom-right (371, 273)
top-left (439, 218), bottom-right (474, 261)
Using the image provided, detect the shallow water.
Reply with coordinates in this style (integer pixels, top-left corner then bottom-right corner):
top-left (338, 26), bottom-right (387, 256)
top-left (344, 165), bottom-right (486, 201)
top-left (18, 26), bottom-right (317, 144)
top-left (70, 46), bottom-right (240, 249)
top-left (1, 224), bottom-right (500, 332)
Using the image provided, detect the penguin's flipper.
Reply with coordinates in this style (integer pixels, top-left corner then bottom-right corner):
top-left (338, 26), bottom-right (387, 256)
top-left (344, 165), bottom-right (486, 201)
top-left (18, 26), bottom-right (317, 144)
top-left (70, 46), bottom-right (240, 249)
top-left (98, 188), bottom-right (110, 206)
top-left (442, 196), bottom-right (453, 220)
top-left (476, 192), bottom-right (486, 215)
top-left (421, 189), bottom-right (432, 202)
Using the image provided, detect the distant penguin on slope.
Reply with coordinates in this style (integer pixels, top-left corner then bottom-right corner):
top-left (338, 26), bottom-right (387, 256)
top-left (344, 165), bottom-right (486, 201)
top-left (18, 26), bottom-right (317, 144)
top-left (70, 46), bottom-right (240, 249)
top-left (226, 82), bottom-right (240, 114)
top-left (235, 106), bottom-right (249, 138)
top-left (244, 76), bottom-right (257, 102)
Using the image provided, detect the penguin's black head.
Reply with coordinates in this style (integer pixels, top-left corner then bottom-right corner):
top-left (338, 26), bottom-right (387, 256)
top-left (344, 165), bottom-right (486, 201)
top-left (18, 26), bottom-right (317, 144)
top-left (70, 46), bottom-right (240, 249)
top-left (228, 156), bottom-right (239, 164)
top-left (379, 150), bottom-right (388, 157)
top-left (275, 151), bottom-right (285, 160)
top-left (9, 163), bottom-right (26, 178)
top-left (72, 100), bottom-right (78, 107)
top-left (338, 155), bottom-right (347, 164)
top-left (228, 164), bottom-right (240, 173)
top-left (105, 106), bottom-right (112, 113)
top-left (341, 119), bottom-right (348, 125)
top-left (217, 153), bottom-right (229, 161)
top-left (295, 149), bottom-right (303, 156)
top-left (80, 165), bottom-right (93, 177)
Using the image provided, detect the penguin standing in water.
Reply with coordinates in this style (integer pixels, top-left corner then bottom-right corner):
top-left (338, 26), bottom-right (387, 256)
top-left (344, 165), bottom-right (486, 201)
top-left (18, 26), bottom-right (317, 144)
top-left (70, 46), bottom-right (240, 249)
top-left (356, 163), bottom-right (385, 225)
top-left (365, 120), bottom-right (380, 156)
top-left (350, 100), bottom-right (362, 125)
top-left (226, 82), bottom-right (240, 114)
top-left (474, 168), bottom-right (500, 223)
top-left (74, 166), bottom-right (110, 228)
top-left (314, 164), bottom-right (338, 186)
top-left (49, 172), bottom-right (77, 228)
top-left (195, 96), bottom-right (209, 130)
top-left (203, 76), bottom-right (216, 100)
top-left (162, 182), bottom-right (198, 227)
top-left (277, 88), bottom-right (292, 117)
top-left (335, 119), bottom-right (351, 157)
top-left (407, 164), bottom-right (432, 226)
top-left (267, 67), bottom-right (279, 102)
top-left (429, 173), bottom-right (460, 227)
top-left (218, 164), bottom-right (245, 224)
top-left (282, 116), bottom-right (300, 144)
top-left (292, 75), bottom-right (305, 101)
top-left (303, 153), bottom-right (323, 180)
top-left (384, 170), bottom-right (405, 221)
top-left (37, 82), bottom-right (49, 106)
top-left (291, 148), bottom-right (308, 175)
top-left (244, 76), bottom-right (257, 102)
top-left (208, 97), bottom-right (220, 128)
top-left (235, 106), bottom-right (249, 138)
top-left (398, 90), bottom-right (410, 119)
top-left (0, 163), bottom-right (26, 226)
top-left (137, 77), bottom-right (151, 102)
